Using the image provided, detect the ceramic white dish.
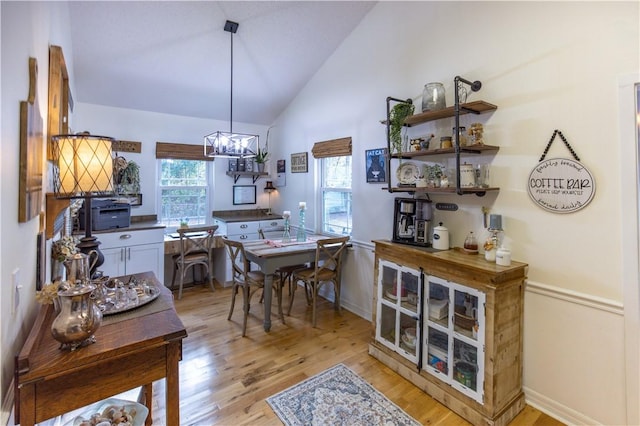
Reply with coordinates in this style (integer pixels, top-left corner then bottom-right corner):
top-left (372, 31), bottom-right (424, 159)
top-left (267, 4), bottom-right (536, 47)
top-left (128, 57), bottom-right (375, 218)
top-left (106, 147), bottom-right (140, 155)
top-left (68, 398), bottom-right (148, 426)
top-left (402, 334), bottom-right (416, 349)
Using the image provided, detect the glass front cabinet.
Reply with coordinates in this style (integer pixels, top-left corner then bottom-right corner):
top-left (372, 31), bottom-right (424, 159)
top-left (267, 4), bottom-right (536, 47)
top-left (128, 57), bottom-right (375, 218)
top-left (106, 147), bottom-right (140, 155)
top-left (371, 240), bottom-right (527, 426)
top-left (424, 275), bottom-right (485, 404)
top-left (376, 259), bottom-right (421, 364)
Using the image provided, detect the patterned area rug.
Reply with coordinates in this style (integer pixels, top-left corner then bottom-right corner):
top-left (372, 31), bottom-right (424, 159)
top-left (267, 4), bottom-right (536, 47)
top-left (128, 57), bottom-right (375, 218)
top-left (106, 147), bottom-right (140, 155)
top-left (266, 363), bottom-right (420, 426)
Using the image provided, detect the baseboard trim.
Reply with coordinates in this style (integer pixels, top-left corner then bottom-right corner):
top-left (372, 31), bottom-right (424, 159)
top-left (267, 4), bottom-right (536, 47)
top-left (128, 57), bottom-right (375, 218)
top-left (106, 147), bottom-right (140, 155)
top-left (524, 386), bottom-right (599, 425)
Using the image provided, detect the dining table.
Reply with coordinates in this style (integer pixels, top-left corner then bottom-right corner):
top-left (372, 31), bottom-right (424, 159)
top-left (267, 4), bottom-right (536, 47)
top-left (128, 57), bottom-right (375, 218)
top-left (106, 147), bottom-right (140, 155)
top-left (242, 235), bottom-right (328, 332)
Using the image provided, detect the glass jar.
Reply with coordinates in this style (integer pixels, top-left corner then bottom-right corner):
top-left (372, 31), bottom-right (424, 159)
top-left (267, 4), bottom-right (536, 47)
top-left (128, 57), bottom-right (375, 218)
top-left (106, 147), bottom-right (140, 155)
top-left (464, 231), bottom-right (478, 253)
top-left (440, 136), bottom-right (452, 149)
top-left (453, 126), bottom-right (467, 147)
top-left (422, 82), bottom-right (446, 112)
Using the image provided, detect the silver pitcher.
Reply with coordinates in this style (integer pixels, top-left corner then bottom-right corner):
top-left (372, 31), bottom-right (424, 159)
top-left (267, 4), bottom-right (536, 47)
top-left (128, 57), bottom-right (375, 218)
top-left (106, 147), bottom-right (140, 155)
top-left (51, 282), bottom-right (102, 351)
top-left (63, 252), bottom-right (98, 286)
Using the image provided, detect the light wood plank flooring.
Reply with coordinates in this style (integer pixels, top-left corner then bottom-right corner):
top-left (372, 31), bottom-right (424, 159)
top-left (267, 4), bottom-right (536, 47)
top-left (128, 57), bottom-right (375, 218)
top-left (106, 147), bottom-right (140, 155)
top-left (150, 282), bottom-right (564, 425)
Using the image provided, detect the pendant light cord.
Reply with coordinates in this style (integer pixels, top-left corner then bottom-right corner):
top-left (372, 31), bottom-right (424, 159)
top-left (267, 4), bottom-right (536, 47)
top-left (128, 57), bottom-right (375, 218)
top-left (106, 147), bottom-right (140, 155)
top-left (229, 30), bottom-right (234, 134)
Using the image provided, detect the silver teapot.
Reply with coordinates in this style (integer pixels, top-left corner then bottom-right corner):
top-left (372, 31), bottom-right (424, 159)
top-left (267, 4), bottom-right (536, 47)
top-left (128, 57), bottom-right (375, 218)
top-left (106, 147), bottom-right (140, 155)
top-left (51, 281), bottom-right (102, 351)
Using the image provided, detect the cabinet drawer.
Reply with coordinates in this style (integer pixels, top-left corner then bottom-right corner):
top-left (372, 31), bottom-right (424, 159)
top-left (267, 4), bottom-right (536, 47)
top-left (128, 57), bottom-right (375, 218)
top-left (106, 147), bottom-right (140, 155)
top-left (98, 228), bottom-right (165, 249)
top-left (226, 221), bottom-right (259, 236)
top-left (260, 218), bottom-right (284, 229)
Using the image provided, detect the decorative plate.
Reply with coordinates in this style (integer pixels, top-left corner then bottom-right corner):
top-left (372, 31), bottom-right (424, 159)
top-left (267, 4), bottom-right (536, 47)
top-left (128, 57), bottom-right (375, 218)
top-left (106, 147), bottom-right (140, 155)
top-left (396, 162), bottom-right (419, 185)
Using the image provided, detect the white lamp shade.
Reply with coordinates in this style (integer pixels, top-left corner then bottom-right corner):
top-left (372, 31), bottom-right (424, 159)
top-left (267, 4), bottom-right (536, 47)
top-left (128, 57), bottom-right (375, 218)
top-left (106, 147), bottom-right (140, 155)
top-left (52, 134), bottom-right (114, 197)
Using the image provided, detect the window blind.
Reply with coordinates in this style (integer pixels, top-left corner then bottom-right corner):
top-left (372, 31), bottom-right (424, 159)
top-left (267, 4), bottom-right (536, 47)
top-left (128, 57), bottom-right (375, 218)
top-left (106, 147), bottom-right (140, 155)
top-left (155, 142), bottom-right (213, 161)
top-left (311, 137), bottom-right (352, 158)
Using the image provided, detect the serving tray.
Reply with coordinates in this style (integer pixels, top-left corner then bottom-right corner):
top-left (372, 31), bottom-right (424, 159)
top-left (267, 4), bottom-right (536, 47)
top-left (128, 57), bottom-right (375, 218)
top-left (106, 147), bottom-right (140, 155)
top-left (93, 277), bottom-right (160, 316)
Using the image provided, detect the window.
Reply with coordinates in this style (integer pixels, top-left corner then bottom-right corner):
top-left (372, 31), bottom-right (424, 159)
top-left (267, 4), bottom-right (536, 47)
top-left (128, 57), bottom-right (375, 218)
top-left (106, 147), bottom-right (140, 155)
top-left (320, 156), bottom-right (352, 236)
top-left (158, 159), bottom-right (210, 229)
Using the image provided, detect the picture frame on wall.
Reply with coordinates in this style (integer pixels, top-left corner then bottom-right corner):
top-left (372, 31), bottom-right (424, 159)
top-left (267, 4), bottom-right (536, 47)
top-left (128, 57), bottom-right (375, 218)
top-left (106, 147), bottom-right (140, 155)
top-left (276, 159), bottom-right (286, 187)
top-left (291, 152), bottom-right (308, 173)
top-left (233, 185), bottom-right (256, 205)
top-left (365, 148), bottom-right (388, 183)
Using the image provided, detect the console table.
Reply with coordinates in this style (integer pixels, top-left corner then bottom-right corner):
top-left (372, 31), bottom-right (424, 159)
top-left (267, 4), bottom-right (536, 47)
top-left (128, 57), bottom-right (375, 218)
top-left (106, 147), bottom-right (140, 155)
top-left (15, 272), bottom-right (187, 426)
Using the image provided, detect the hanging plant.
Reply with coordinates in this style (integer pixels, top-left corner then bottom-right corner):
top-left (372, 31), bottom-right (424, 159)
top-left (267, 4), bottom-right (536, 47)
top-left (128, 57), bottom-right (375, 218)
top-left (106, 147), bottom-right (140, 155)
top-left (114, 156), bottom-right (140, 194)
top-left (389, 102), bottom-right (415, 154)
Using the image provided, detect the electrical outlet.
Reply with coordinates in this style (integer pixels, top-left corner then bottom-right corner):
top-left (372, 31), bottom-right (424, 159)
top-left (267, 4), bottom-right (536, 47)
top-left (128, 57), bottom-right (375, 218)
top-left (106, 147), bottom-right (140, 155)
top-left (12, 268), bottom-right (21, 314)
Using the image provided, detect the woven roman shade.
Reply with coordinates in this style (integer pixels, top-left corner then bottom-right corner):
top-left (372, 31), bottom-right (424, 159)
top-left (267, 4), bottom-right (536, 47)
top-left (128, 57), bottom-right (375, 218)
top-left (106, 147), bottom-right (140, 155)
top-left (156, 142), bottom-right (214, 161)
top-left (311, 137), bottom-right (352, 158)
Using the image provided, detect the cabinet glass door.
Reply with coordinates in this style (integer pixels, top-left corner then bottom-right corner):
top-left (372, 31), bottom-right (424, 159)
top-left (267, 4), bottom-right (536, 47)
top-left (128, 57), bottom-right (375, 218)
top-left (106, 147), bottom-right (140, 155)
top-left (451, 283), bottom-right (485, 402)
top-left (423, 275), bottom-right (485, 404)
top-left (376, 259), bottom-right (421, 363)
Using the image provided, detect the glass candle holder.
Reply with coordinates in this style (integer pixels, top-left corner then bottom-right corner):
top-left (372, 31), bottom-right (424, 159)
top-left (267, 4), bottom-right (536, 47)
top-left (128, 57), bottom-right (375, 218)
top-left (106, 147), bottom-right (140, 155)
top-left (282, 211), bottom-right (291, 243)
top-left (297, 203), bottom-right (306, 242)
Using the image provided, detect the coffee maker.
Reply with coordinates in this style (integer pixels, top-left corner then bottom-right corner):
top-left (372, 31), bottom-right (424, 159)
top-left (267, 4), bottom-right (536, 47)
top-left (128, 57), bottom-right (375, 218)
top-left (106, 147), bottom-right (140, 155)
top-left (392, 197), bottom-right (432, 246)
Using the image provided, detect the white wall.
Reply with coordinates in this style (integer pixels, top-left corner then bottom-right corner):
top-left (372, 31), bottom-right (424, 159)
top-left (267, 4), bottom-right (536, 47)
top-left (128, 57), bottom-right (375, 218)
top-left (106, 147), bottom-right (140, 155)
top-left (0, 1), bottom-right (74, 422)
top-left (267, 2), bottom-right (639, 425)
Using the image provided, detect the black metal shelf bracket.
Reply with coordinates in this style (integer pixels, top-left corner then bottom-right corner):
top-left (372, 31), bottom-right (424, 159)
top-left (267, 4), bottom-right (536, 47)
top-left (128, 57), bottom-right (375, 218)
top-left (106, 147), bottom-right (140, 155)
top-left (454, 76), bottom-right (482, 195)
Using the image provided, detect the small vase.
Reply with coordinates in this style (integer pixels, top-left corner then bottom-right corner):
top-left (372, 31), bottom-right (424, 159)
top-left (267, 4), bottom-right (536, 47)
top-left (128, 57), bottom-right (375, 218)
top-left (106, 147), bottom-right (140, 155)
top-left (257, 162), bottom-right (265, 173)
top-left (297, 208), bottom-right (306, 242)
top-left (282, 216), bottom-right (291, 243)
top-left (51, 260), bottom-right (64, 281)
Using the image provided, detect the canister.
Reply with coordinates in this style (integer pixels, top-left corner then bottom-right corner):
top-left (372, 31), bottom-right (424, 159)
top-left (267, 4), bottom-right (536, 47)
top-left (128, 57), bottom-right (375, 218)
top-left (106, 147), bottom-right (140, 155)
top-left (496, 247), bottom-right (511, 266)
top-left (432, 222), bottom-right (449, 250)
top-left (459, 163), bottom-right (476, 187)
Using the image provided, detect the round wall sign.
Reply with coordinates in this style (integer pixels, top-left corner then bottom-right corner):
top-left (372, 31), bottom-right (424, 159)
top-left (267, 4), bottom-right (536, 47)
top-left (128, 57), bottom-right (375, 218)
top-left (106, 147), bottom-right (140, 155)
top-left (527, 158), bottom-right (596, 213)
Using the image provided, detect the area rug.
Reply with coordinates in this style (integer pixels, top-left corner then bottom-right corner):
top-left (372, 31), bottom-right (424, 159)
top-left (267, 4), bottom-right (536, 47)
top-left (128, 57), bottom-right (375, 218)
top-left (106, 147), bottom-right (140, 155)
top-left (266, 363), bottom-right (420, 426)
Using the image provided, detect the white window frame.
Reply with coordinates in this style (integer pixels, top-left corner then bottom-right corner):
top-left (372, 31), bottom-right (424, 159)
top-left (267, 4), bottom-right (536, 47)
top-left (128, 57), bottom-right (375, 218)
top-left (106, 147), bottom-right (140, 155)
top-left (157, 158), bottom-right (213, 232)
top-left (319, 155), bottom-right (352, 236)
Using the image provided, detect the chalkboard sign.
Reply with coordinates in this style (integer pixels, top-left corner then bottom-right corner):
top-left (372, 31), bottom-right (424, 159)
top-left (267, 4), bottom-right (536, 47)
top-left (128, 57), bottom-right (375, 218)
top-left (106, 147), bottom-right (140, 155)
top-left (527, 158), bottom-right (595, 213)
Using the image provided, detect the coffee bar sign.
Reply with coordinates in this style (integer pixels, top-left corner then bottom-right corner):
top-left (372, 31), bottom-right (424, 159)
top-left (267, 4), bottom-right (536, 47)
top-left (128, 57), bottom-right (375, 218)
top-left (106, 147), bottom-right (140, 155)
top-left (527, 157), bottom-right (595, 213)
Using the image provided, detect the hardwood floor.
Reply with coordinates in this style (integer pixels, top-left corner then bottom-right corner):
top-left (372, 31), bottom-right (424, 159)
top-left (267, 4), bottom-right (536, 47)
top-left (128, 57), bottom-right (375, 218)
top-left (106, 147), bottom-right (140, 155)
top-left (151, 283), bottom-right (564, 425)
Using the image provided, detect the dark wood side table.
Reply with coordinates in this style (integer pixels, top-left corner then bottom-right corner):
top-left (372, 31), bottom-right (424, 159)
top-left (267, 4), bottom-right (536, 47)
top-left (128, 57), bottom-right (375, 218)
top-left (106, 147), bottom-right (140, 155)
top-left (15, 271), bottom-right (187, 426)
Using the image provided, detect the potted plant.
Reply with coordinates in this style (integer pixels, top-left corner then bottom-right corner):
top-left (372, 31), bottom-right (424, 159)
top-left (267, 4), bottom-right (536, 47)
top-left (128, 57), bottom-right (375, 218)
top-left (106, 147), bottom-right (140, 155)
top-left (389, 102), bottom-right (415, 154)
top-left (254, 146), bottom-right (269, 172)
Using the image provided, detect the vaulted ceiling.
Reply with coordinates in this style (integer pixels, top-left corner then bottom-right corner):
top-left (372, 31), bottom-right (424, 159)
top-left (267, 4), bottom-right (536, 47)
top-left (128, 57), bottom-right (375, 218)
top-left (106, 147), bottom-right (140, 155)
top-left (68, 1), bottom-right (376, 126)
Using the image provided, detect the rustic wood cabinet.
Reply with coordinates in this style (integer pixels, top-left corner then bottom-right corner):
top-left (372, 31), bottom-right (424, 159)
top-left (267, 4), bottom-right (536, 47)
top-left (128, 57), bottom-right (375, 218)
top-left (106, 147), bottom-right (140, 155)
top-left (370, 240), bottom-right (527, 426)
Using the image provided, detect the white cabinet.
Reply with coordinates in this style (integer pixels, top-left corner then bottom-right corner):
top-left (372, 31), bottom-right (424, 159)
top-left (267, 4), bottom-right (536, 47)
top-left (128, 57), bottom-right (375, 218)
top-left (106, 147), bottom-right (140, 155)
top-left (225, 221), bottom-right (259, 241)
top-left (424, 275), bottom-right (485, 404)
top-left (213, 218), bottom-right (284, 286)
top-left (98, 228), bottom-right (165, 282)
top-left (375, 259), bottom-right (422, 364)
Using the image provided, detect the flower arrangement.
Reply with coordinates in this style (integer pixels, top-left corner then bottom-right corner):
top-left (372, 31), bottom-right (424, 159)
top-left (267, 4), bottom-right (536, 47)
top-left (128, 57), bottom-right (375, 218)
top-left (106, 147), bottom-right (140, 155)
top-left (51, 236), bottom-right (78, 262)
top-left (36, 280), bottom-right (67, 305)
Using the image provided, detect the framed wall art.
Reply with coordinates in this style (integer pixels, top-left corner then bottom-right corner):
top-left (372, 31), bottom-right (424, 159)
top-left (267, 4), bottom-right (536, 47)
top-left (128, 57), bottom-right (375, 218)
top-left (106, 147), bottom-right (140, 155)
top-left (19, 57), bottom-right (43, 223)
top-left (291, 152), bottom-right (308, 173)
top-left (233, 185), bottom-right (256, 205)
top-left (365, 148), bottom-right (388, 183)
top-left (47, 45), bottom-right (70, 160)
top-left (275, 159), bottom-right (286, 186)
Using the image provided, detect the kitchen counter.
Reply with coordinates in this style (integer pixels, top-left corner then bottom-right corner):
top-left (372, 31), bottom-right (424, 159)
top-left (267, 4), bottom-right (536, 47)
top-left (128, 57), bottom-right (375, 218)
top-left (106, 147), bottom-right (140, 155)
top-left (212, 209), bottom-right (283, 223)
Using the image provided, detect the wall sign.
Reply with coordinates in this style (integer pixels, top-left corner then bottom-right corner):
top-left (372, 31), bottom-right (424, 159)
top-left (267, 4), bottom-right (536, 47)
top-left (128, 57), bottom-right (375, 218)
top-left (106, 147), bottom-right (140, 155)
top-left (528, 130), bottom-right (595, 213)
top-left (527, 158), bottom-right (595, 213)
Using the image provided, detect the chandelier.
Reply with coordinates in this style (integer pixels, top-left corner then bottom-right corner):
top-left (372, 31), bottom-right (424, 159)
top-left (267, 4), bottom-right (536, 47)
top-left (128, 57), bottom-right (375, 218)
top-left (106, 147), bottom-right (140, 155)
top-left (204, 20), bottom-right (258, 158)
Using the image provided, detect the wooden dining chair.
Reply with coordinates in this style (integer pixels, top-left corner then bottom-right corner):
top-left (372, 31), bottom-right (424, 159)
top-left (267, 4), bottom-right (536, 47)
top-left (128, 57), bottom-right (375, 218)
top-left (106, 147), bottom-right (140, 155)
top-left (222, 237), bottom-right (284, 336)
top-left (257, 228), bottom-right (307, 304)
top-left (170, 224), bottom-right (218, 300)
top-left (289, 236), bottom-right (350, 327)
